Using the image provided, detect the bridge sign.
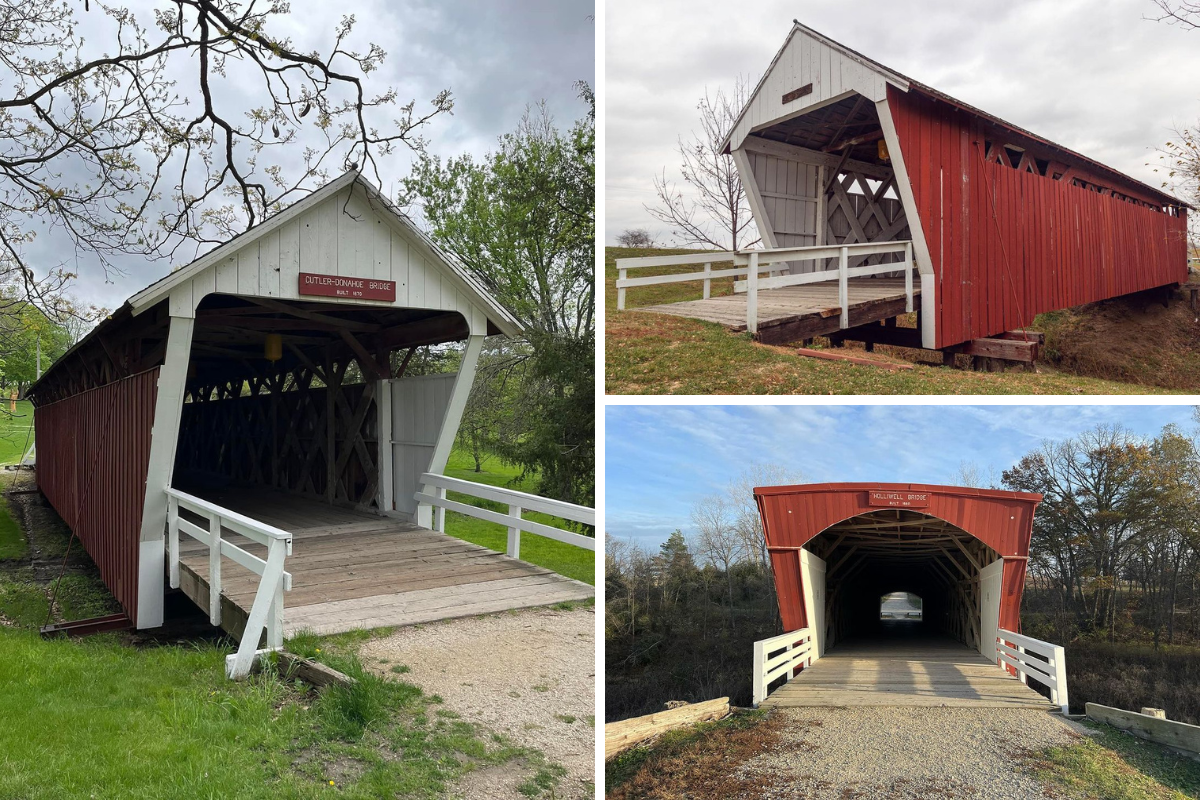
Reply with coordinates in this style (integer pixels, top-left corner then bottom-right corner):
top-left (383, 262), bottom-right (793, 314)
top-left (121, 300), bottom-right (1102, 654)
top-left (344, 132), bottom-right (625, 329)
top-left (867, 490), bottom-right (930, 508)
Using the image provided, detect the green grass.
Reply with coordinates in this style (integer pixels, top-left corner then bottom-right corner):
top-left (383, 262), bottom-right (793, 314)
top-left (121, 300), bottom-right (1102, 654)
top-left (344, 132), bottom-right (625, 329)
top-left (0, 399), bottom-right (34, 465)
top-left (605, 247), bottom-right (1177, 395)
top-left (442, 449), bottom-right (595, 585)
top-left (0, 497), bottom-right (28, 560)
top-left (1029, 721), bottom-right (1200, 799)
top-left (0, 620), bottom-right (554, 799)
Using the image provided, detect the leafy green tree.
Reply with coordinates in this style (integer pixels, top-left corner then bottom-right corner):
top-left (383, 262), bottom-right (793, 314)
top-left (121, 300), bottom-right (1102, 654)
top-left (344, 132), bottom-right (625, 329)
top-left (402, 89), bottom-right (595, 506)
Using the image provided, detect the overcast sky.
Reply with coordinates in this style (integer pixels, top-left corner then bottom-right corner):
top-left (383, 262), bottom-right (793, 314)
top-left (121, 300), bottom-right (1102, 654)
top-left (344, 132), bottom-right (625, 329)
top-left (37, 0), bottom-right (594, 311)
top-left (605, 404), bottom-right (1199, 549)
top-left (605, 0), bottom-right (1200, 245)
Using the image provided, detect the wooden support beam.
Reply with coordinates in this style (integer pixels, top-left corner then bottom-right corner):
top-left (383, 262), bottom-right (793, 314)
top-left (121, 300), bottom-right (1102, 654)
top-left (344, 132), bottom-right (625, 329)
top-left (337, 329), bottom-right (388, 381)
top-left (822, 129), bottom-right (886, 154)
top-left (244, 297), bottom-right (381, 332)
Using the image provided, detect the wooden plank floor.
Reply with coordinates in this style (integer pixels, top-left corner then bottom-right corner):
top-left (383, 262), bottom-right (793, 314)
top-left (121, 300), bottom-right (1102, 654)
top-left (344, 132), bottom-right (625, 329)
top-left (762, 633), bottom-right (1055, 710)
top-left (640, 277), bottom-right (916, 334)
top-left (174, 486), bottom-right (594, 637)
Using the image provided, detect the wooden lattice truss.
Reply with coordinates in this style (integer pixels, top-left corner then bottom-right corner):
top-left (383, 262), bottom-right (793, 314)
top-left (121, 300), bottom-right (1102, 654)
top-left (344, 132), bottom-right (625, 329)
top-left (825, 169), bottom-right (911, 268)
top-left (808, 509), bottom-right (999, 650)
top-left (174, 296), bottom-right (471, 510)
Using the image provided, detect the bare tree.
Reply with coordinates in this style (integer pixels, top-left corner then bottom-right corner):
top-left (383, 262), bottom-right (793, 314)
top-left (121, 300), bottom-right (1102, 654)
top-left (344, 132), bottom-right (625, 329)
top-left (1149, 0), bottom-right (1200, 27)
top-left (726, 462), bottom-right (804, 570)
top-left (646, 78), bottom-right (759, 251)
top-left (953, 460), bottom-right (1000, 489)
top-left (0, 0), bottom-right (451, 311)
top-left (615, 228), bottom-right (656, 248)
top-left (1149, 2), bottom-right (1200, 246)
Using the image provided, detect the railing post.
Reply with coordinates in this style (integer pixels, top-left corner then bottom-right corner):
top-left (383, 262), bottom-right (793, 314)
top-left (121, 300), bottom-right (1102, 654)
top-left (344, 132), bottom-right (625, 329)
top-left (617, 268), bottom-right (627, 310)
top-left (266, 539), bottom-right (285, 650)
top-left (838, 245), bottom-right (849, 328)
top-left (1052, 644), bottom-right (1069, 714)
top-left (208, 514), bottom-right (222, 626)
top-left (752, 639), bottom-right (765, 707)
top-left (1017, 643), bottom-right (1028, 684)
top-left (435, 485), bottom-right (446, 533)
top-left (702, 262), bottom-right (711, 299)
top-left (167, 495), bottom-right (180, 590)
top-left (746, 252), bottom-right (759, 335)
top-left (904, 241), bottom-right (914, 313)
top-left (506, 504), bottom-right (522, 559)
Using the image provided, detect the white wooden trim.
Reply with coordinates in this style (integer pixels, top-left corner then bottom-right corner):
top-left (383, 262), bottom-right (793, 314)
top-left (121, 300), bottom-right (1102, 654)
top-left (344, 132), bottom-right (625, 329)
top-left (731, 148), bottom-right (778, 251)
top-left (741, 136), bottom-right (894, 181)
top-left (753, 627), bottom-right (814, 706)
top-left (135, 315), bottom-right (194, 629)
top-left (418, 473), bottom-right (595, 526)
top-left (746, 251), bottom-right (759, 335)
top-left (377, 378), bottom-right (393, 513)
top-left (166, 488), bottom-right (293, 680)
top-left (875, 96), bottom-right (937, 348)
top-left (615, 252), bottom-right (736, 269)
top-left (416, 335), bottom-right (483, 528)
top-left (413, 490), bottom-right (596, 551)
top-left (995, 627), bottom-right (1069, 713)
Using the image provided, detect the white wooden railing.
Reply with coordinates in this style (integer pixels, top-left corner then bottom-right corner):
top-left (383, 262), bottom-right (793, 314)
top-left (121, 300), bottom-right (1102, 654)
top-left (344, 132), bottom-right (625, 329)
top-left (752, 627), bottom-right (815, 707)
top-left (166, 488), bottom-right (294, 679)
top-left (734, 241), bottom-right (914, 334)
top-left (615, 251), bottom-right (748, 311)
top-left (615, 241), bottom-right (915, 336)
top-left (996, 628), bottom-right (1069, 714)
top-left (414, 473), bottom-right (595, 558)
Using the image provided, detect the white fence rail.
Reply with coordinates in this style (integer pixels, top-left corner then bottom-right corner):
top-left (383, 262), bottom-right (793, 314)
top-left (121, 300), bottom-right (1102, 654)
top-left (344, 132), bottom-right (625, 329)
top-left (614, 241), bottom-right (915, 336)
top-left (996, 628), bottom-right (1069, 713)
top-left (415, 473), bottom-right (595, 559)
top-left (166, 488), bottom-right (293, 679)
top-left (752, 627), bottom-right (814, 707)
top-left (735, 241), bottom-right (914, 334)
top-left (615, 251), bottom-right (747, 311)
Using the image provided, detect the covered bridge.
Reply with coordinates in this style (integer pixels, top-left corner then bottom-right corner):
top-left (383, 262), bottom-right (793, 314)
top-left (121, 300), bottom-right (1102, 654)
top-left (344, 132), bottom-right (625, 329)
top-left (27, 171), bottom-right (594, 674)
top-left (750, 482), bottom-right (1069, 712)
top-left (617, 22), bottom-right (1190, 363)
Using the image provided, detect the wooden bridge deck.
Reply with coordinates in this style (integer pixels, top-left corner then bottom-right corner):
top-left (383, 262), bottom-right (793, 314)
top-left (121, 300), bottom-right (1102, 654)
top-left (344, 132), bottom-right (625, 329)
top-left (761, 634), bottom-right (1055, 709)
top-left (173, 487), bottom-right (594, 639)
top-left (639, 277), bottom-right (918, 345)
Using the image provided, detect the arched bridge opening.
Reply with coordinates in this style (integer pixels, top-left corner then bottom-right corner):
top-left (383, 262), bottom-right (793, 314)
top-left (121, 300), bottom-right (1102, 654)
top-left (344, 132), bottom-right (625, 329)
top-left (804, 509), bottom-right (1003, 656)
top-left (751, 483), bottom-right (1070, 711)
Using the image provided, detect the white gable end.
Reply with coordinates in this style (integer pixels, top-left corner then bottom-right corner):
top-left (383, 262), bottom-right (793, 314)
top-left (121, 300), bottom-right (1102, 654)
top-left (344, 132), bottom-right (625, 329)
top-left (157, 181), bottom-right (492, 334)
top-left (727, 26), bottom-right (904, 153)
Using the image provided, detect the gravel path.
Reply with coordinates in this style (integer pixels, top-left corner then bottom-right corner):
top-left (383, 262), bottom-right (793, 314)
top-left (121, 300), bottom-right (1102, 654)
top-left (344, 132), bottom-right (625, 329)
top-left (739, 707), bottom-right (1083, 799)
top-left (359, 605), bottom-right (595, 799)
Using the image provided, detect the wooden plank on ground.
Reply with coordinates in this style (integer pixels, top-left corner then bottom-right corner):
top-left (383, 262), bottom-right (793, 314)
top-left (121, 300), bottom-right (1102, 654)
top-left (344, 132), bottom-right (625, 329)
top-left (1086, 703), bottom-right (1200, 755)
top-left (604, 698), bottom-right (731, 760)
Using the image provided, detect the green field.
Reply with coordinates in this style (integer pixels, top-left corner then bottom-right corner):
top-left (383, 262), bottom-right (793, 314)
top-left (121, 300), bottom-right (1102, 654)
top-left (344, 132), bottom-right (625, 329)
top-left (605, 247), bottom-right (1175, 395)
top-left (0, 399), bottom-right (34, 465)
top-left (441, 450), bottom-right (595, 586)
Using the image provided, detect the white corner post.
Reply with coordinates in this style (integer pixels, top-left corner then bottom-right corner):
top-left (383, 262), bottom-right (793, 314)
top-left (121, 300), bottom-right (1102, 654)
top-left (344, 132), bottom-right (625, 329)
top-left (506, 503), bottom-right (523, 558)
top-left (702, 262), bottom-right (712, 299)
top-left (617, 267), bottom-right (627, 310)
top-left (875, 96), bottom-right (937, 349)
top-left (416, 333), bottom-right (485, 529)
top-left (838, 245), bottom-right (850, 328)
top-left (746, 251), bottom-right (759, 335)
top-left (136, 314), bottom-right (195, 629)
top-left (376, 377), bottom-right (394, 513)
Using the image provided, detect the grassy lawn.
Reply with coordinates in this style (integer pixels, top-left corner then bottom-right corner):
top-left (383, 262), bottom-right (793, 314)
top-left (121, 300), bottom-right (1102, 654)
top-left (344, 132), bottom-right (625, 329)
top-left (0, 624), bottom-right (550, 799)
top-left (604, 247), bottom-right (1177, 395)
top-left (0, 498), bottom-right (27, 560)
top-left (1030, 720), bottom-right (1200, 799)
top-left (0, 399), bottom-right (34, 465)
top-left (441, 449), bottom-right (595, 586)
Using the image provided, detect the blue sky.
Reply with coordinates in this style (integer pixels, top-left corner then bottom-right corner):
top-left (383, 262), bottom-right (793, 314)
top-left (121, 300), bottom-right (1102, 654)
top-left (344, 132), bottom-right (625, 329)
top-left (605, 404), bottom-right (1198, 548)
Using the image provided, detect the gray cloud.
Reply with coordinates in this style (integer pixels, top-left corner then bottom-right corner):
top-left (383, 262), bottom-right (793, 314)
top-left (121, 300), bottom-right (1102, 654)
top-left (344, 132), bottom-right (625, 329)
top-left (27, 0), bottom-right (593, 311)
top-left (605, 0), bottom-right (1200, 243)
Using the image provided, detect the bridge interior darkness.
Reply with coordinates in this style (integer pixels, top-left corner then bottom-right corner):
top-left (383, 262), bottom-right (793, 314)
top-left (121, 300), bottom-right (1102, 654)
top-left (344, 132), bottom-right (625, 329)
top-left (806, 509), bottom-right (1001, 654)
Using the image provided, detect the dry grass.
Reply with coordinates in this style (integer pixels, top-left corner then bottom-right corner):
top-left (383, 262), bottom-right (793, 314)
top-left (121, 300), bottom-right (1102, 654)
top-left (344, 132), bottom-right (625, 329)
top-left (1064, 641), bottom-right (1200, 723)
top-left (605, 711), bottom-right (782, 800)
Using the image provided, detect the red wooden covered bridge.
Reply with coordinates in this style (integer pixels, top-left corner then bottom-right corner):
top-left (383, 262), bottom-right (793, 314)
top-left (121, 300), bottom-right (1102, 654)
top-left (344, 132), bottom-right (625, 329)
top-left (27, 171), bottom-right (594, 676)
top-left (616, 22), bottom-right (1191, 365)
top-left (750, 482), bottom-right (1069, 712)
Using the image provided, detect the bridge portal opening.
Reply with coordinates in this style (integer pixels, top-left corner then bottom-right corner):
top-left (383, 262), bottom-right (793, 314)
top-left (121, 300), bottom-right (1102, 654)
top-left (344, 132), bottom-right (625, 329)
top-left (803, 509), bottom-right (1002, 656)
top-left (879, 592), bottom-right (922, 622)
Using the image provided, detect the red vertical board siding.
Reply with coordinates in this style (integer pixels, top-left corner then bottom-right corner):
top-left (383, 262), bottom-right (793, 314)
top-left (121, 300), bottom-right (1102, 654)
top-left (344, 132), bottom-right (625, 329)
top-left (887, 87), bottom-right (1189, 348)
top-left (755, 483), bottom-right (1041, 636)
top-left (33, 369), bottom-right (159, 621)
